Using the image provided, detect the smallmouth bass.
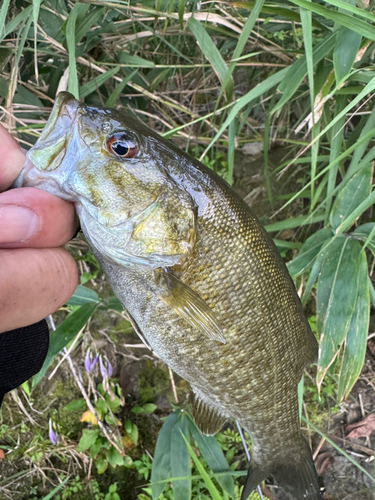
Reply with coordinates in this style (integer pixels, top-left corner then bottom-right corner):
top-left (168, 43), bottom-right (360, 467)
top-left (17, 92), bottom-right (321, 499)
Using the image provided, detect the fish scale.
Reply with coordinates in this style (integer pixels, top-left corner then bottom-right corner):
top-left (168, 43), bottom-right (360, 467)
top-left (17, 91), bottom-right (322, 500)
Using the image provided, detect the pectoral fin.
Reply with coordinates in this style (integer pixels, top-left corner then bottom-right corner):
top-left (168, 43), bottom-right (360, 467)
top-left (190, 390), bottom-right (227, 435)
top-left (157, 271), bottom-right (225, 343)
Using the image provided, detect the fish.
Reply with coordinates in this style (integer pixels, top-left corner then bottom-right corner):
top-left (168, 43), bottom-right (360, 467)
top-left (16, 91), bottom-right (321, 499)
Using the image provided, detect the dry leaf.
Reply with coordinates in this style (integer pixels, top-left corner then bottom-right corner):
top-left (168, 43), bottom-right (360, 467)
top-left (0, 449), bottom-right (5, 460)
top-left (315, 452), bottom-right (334, 476)
top-left (122, 435), bottom-right (135, 450)
top-left (346, 413), bottom-right (375, 439)
top-left (80, 410), bottom-right (98, 425)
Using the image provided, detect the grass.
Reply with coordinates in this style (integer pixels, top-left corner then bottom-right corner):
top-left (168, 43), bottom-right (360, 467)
top-left (1, 0), bottom-right (375, 498)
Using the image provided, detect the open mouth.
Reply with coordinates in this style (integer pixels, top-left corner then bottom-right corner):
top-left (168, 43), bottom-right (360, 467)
top-left (27, 92), bottom-right (80, 172)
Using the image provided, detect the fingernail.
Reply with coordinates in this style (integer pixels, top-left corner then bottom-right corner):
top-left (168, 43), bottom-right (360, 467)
top-left (0, 205), bottom-right (40, 243)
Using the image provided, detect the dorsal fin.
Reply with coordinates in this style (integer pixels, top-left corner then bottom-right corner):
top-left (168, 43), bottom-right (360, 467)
top-left (190, 390), bottom-right (227, 435)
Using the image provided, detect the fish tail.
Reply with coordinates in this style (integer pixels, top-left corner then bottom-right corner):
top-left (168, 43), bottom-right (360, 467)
top-left (241, 438), bottom-right (321, 500)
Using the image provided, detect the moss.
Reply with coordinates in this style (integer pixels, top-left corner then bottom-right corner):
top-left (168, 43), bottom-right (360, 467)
top-left (138, 359), bottom-right (170, 405)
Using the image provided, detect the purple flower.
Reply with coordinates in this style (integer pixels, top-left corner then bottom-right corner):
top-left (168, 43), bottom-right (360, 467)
top-left (99, 356), bottom-right (107, 379)
top-left (49, 419), bottom-right (57, 445)
top-left (106, 358), bottom-right (113, 377)
top-left (85, 350), bottom-right (99, 373)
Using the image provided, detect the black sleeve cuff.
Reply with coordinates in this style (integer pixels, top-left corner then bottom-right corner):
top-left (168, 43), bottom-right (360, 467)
top-left (0, 319), bottom-right (49, 406)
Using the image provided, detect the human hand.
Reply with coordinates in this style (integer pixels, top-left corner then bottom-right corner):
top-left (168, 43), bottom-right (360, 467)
top-left (0, 124), bottom-right (78, 333)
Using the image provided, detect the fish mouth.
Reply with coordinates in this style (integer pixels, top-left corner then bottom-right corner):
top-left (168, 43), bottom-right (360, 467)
top-left (27, 91), bottom-right (81, 172)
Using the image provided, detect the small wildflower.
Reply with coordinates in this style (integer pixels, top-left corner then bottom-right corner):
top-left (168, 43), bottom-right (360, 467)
top-left (49, 419), bottom-right (58, 445)
top-left (106, 358), bottom-right (113, 377)
top-left (99, 355), bottom-right (107, 379)
top-left (85, 350), bottom-right (99, 373)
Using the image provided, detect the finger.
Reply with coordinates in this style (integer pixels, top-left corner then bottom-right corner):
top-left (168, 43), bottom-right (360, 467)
top-left (0, 247), bottom-right (78, 333)
top-left (0, 124), bottom-right (26, 191)
top-left (0, 187), bottom-right (79, 248)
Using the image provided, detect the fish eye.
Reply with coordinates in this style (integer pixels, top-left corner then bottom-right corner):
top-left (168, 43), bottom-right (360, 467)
top-left (106, 132), bottom-right (138, 159)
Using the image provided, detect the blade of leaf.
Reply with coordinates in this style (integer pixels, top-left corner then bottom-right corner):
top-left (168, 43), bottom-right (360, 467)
top-left (188, 415), bottom-right (235, 498)
top-left (288, 0), bottom-right (375, 40)
top-left (336, 187), bottom-right (375, 235)
top-left (79, 66), bottom-right (120, 99)
top-left (330, 164), bottom-right (372, 230)
top-left (273, 34), bottom-right (337, 114)
top-left (337, 252), bottom-right (370, 401)
top-left (317, 237), bottom-right (362, 388)
top-left (188, 17), bottom-right (232, 99)
top-left (0, 0), bottom-right (10, 40)
top-left (264, 212), bottom-right (325, 232)
top-left (180, 432), bottom-right (223, 500)
top-left (66, 3), bottom-right (86, 98)
top-left (171, 413), bottom-right (191, 500)
top-left (323, 0), bottom-right (375, 22)
top-left (75, 6), bottom-right (105, 45)
top-left (287, 228), bottom-right (333, 278)
top-left (66, 285), bottom-right (100, 306)
top-left (106, 69), bottom-right (138, 108)
top-left (325, 94), bottom-right (346, 223)
top-left (151, 411), bottom-right (180, 499)
top-left (353, 223), bottom-right (375, 255)
top-left (32, 303), bottom-right (97, 387)
top-left (333, 26), bottom-right (362, 84)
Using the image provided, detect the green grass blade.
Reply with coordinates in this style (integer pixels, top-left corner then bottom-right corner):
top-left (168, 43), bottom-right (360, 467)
top-left (79, 66), bottom-right (120, 99)
top-left (66, 3), bottom-right (84, 98)
top-left (0, 0), bottom-right (11, 40)
top-left (272, 34), bottom-right (337, 114)
top-left (171, 415), bottom-right (191, 500)
top-left (302, 416), bottom-right (375, 483)
top-left (264, 213), bottom-right (325, 232)
top-left (202, 67), bottom-right (289, 157)
top-left (288, 0), bottom-right (375, 40)
top-left (75, 5), bottom-right (105, 45)
top-left (180, 432), bottom-right (224, 500)
top-left (32, 303), bottom-right (98, 387)
top-left (106, 69), bottom-right (138, 108)
top-left (187, 17), bottom-right (232, 99)
top-left (219, 0), bottom-right (265, 102)
top-left (323, 0), bottom-right (375, 22)
top-left (40, 475), bottom-right (71, 500)
top-left (32, 0), bottom-right (41, 84)
top-left (188, 415), bottom-right (235, 498)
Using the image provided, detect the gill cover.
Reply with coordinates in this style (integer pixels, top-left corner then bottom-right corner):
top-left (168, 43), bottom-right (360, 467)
top-left (21, 92), bottom-right (197, 270)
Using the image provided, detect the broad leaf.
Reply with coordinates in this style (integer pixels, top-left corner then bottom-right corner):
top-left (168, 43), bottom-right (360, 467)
top-left (77, 429), bottom-right (100, 452)
top-left (353, 223), bottom-right (375, 255)
top-left (171, 413), bottom-right (191, 500)
top-left (151, 411), bottom-right (180, 499)
top-left (32, 303), bottom-right (98, 386)
top-left (287, 228), bottom-right (333, 277)
top-left (330, 164), bottom-right (372, 230)
top-left (188, 415), bottom-right (235, 498)
top-left (337, 252), bottom-right (370, 401)
top-left (66, 285), bottom-right (99, 306)
top-left (333, 26), bottom-right (362, 84)
top-left (317, 237), bottom-right (362, 387)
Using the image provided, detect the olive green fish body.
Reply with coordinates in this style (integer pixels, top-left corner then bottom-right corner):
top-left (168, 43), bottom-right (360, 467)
top-left (18, 92), bottom-right (321, 499)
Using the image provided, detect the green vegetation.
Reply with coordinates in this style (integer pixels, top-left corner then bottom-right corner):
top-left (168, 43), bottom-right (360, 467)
top-left (1, 0), bottom-right (375, 498)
